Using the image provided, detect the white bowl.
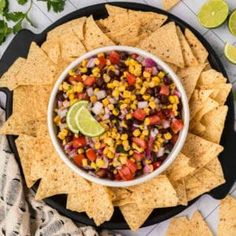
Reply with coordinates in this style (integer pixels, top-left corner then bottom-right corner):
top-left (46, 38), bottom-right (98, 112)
top-left (48, 46), bottom-right (189, 187)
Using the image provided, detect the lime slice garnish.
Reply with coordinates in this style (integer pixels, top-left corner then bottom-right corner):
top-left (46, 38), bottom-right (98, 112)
top-left (66, 100), bottom-right (88, 133)
top-left (224, 43), bottom-right (236, 64)
top-left (198, 0), bottom-right (229, 28)
top-left (75, 106), bottom-right (105, 137)
top-left (229, 10), bottom-right (236, 36)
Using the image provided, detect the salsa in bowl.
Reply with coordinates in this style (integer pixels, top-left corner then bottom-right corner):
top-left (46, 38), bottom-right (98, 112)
top-left (48, 46), bottom-right (189, 187)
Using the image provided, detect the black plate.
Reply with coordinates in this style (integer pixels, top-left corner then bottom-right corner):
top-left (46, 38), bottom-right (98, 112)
top-left (1, 2), bottom-right (236, 230)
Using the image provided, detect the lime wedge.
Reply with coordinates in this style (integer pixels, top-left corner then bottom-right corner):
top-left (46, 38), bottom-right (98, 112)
top-left (224, 43), bottom-right (236, 64)
top-left (229, 10), bottom-right (236, 36)
top-left (198, 0), bottom-right (229, 28)
top-left (66, 100), bottom-right (88, 133)
top-left (75, 106), bottom-right (105, 137)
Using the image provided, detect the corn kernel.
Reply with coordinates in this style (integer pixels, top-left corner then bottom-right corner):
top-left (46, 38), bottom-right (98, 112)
top-left (144, 118), bottom-right (150, 126)
top-left (130, 95), bottom-right (136, 101)
top-left (143, 71), bottom-right (151, 78)
top-left (58, 129), bottom-right (68, 140)
top-left (144, 107), bottom-right (150, 114)
top-left (107, 151), bottom-right (114, 159)
top-left (132, 143), bottom-right (144, 153)
top-left (152, 76), bottom-right (160, 85)
top-left (120, 104), bottom-right (128, 110)
top-left (90, 95), bottom-right (97, 103)
top-left (80, 67), bottom-right (88, 73)
top-left (130, 103), bottom-right (137, 110)
top-left (103, 147), bottom-right (109, 155)
top-left (142, 129), bottom-right (149, 136)
top-left (149, 101), bottom-right (156, 109)
top-left (92, 67), bottom-right (100, 77)
top-left (68, 70), bottom-right (76, 76)
top-left (70, 99), bottom-right (78, 105)
top-left (107, 83), bottom-right (113, 88)
top-left (112, 90), bottom-right (119, 98)
top-left (121, 121), bottom-right (127, 128)
top-left (123, 91), bottom-right (131, 98)
top-left (123, 98), bottom-right (131, 104)
top-left (102, 98), bottom-right (109, 106)
top-left (149, 81), bottom-right (155, 88)
top-left (112, 109), bottom-right (119, 116)
top-left (103, 74), bottom-right (111, 83)
top-left (169, 95), bottom-right (176, 104)
top-left (119, 86), bottom-right (126, 92)
top-left (94, 58), bottom-right (100, 65)
top-left (95, 142), bottom-right (100, 149)
top-left (119, 155), bottom-right (128, 164)
top-left (140, 87), bottom-right (146, 95)
top-left (126, 113), bottom-right (132, 119)
top-left (73, 82), bottom-right (84, 93)
top-left (69, 94), bottom-right (75, 101)
top-left (133, 129), bottom-right (141, 137)
top-left (81, 59), bottom-right (88, 67)
top-left (158, 71), bottom-right (165, 79)
top-left (78, 148), bottom-right (84, 154)
top-left (62, 82), bottom-right (70, 91)
top-left (129, 150), bottom-right (134, 155)
top-left (143, 94), bottom-right (151, 100)
top-left (54, 116), bottom-right (60, 125)
top-left (112, 80), bottom-right (119, 87)
top-left (91, 162), bottom-right (97, 169)
top-left (121, 134), bottom-right (128, 141)
top-left (96, 159), bottom-right (105, 168)
top-left (113, 159), bottom-right (121, 167)
top-left (108, 104), bottom-right (114, 110)
top-left (82, 159), bottom-right (88, 167)
top-left (164, 132), bottom-right (172, 140)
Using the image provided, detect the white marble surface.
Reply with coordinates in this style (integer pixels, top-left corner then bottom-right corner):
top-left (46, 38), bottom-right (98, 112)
top-left (0, 1), bottom-right (236, 235)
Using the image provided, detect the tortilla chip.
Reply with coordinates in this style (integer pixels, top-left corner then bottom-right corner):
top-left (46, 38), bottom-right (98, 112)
top-left (204, 157), bottom-right (224, 179)
top-left (84, 16), bottom-right (115, 51)
top-left (60, 31), bottom-right (86, 62)
top-left (189, 89), bottom-right (213, 119)
top-left (0, 58), bottom-right (26, 90)
top-left (189, 211), bottom-right (213, 236)
top-left (138, 22), bottom-right (184, 68)
top-left (201, 106), bottom-right (228, 143)
top-left (110, 187), bottom-right (134, 206)
top-left (129, 175), bottom-right (178, 209)
top-left (67, 191), bottom-right (90, 213)
top-left (167, 63), bottom-right (178, 73)
top-left (218, 195), bottom-right (236, 236)
top-left (15, 135), bottom-right (37, 188)
top-left (176, 26), bottom-right (198, 67)
top-left (106, 4), bottom-right (127, 15)
top-left (41, 39), bottom-right (61, 64)
top-left (47, 17), bottom-right (86, 42)
top-left (190, 97), bottom-right (219, 125)
top-left (199, 83), bottom-right (232, 105)
top-left (85, 183), bottom-right (114, 226)
top-left (163, 0), bottom-right (180, 10)
top-left (181, 133), bottom-right (224, 170)
top-left (186, 166), bottom-right (225, 201)
top-left (166, 217), bottom-right (191, 236)
top-left (166, 153), bottom-right (195, 182)
top-left (106, 22), bottom-right (141, 46)
top-left (190, 122), bottom-right (206, 136)
top-left (197, 69), bottom-right (227, 86)
top-left (171, 179), bottom-right (188, 206)
top-left (119, 203), bottom-right (152, 231)
top-left (185, 29), bottom-right (208, 64)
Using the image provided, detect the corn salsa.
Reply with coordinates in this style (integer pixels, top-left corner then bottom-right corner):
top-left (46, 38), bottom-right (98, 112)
top-left (54, 51), bottom-right (184, 181)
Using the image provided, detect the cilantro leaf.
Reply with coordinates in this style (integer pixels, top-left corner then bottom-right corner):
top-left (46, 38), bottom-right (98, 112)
top-left (0, 0), bottom-right (6, 14)
top-left (5, 11), bottom-right (26, 22)
top-left (39, 0), bottom-right (66, 13)
top-left (0, 20), bottom-right (12, 44)
top-left (13, 20), bottom-right (23, 33)
top-left (17, 0), bottom-right (28, 5)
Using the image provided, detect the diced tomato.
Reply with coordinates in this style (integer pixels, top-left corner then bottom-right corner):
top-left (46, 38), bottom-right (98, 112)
top-left (127, 73), bottom-right (136, 85)
top-left (118, 166), bottom-right (134, 181)
top-left (73, 154), bottom-right (85, 167)
top-left (132, 109), bottom-right (146, 121)
top-left (109, 51), bottom-right (120, 64)
top-left (69, 75), bottom-right (82, 83)
top-left (114, 173), bottom-right (122, 181)
top-left (160, 85), bottom-right (170, 96)
top-left (98, 56), bottom-right (106, 69)
top-left (77, 92), bottom-right (87, 100)
top-left (133, 152), bottom-right (145, 161)
top-left (84, 76), bottom-right (96, 86)
top-left (149, 115), bottom-right (161, 125)
top-left (72, 137), bottom-right (86, 148)
top-left (163, 109), bottom-right (174, 118)
top-left (171, 119), bottom-right (184, 133)
top-left (153, 161), bottom-right (161, 170)
top-left (171, 134), bottom-right (179, 144)
top-left (132, 137), bottom-right (147, 149)
top-left (86, 149), bottom-right (97, 161)
top-left (126, 160), bottom-right (138, 174)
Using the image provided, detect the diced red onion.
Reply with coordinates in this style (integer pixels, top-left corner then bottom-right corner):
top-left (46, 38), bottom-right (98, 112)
top-left (143, 58), bottom-right (157, 67)
top-left (136, 55), bottom-right (144, 63)
top-left (138, 101), bottom-right (148, 109)
top-left (133, 123), bottom-right (140, 128)
top-left (174, 90), bottom-right (181, 98)
top-left (157, 147), bottom-right (165, 157)
top-left (86, 87), bottom-right (94, 97)
top-left (57, 109), bottom-right (67, 118)
top-left (154, 98), bottom-right (160, 105)
top-left (143, 165), bottom-right (152, 174)
top-left (103, 113), bottom-right (110, 120)
top-left (62, 100), bottom-right (70, 108)
top-left (152, 66), bottom-right (158, 75)
top-left (103, 157), bottom-right (109, 168)
top-left (87, 58), bottom-right (96, 68)
top-left (114, 69), bottom-right (120, 76)
top-left (59, 123), bottom-right (67, 130)
top-left (92, 102), bottom-right (103, 115)
top-left (108, 97), bottom-right (116, 104)
top-left (58, 101), bottom-right (63, 108)
top-left (162, 120), bottom-right (170, 129)
top-left (95, 90), bottom-right (106, 100)
top-left (68, 149), bottom-right (77, 158)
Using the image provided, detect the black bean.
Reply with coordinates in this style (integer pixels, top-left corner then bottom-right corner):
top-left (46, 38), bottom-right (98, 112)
top-left (108, 70), bottom-right (116, 78)
top-left (106, 171), bottom-right (114, 180)
top-left (154, 86), bottom-right (160, 95)
top-left (136, 94), bottom-right (143, 101)
top-left (157, 154), bottom-right (168, 161)
top-left (127, 85), bottom-right (135, 91)
top-left (178, 102), bottom-right (182, 111)
top-left (56, 91), bottom-right (64, 101)
top-left (61, 117), bottom-right (66, 123)
top-left (96, 77), bottom-right (104, 87)
top-left (149, 109), bottom-right (157, 115)
top-left (163, 76), bottom-right (172, 85)
top-left (120, 52), bottom-right (128, 60)
top-left (96, 169), bottom-right (107, 178)
top-left (146, 88), bottom-right (154, 96)
top-left (159, 128), bottom-right (168, 134)
top-left (160, 95), bottom-right (169, 104)
top-left (164, 143), bottom-right (173, 151)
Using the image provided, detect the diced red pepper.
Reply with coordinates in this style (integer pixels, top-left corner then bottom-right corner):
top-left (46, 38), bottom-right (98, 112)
top-left (160, 85), bottom-right (170, 96)
top-left (86, 149), bottom-right (97, 161)
top-left (127, 73), bottom-right (136, 85)
top-left (72, 137), bottom-right (86, 148)
top-left (84, 76), bottom-right (96, 86)
top-left (133, 152), bottom-right (145, 161)
top-left (126, 160), bottom-right (138, 174)
top-left (77, 92), bottom-right (87, 100)
top-left (118, 166), bottom-right (134, 181)
top-left (153, 161), bottom-right (161, 170)
top-left (171, 119), bottom-right (184, 134)
top-left (98, 56), bottom-right (106, 69)
top-left (109, 51), bottom-right (120, 64)
top-left (73, 154), bottom-right (85, 167)
top-left (149, 115), bottom-right (161, 125)
top-left (114, 173), bottom-right (122, 181)
top-left (132, 137), bottom-right (147, 149)
top-left (132, 109), bottom-right (146, 121)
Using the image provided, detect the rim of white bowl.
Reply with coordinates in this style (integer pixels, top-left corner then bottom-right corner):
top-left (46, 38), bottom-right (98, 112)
top-left (48, 46), bottom-right (189, 187)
